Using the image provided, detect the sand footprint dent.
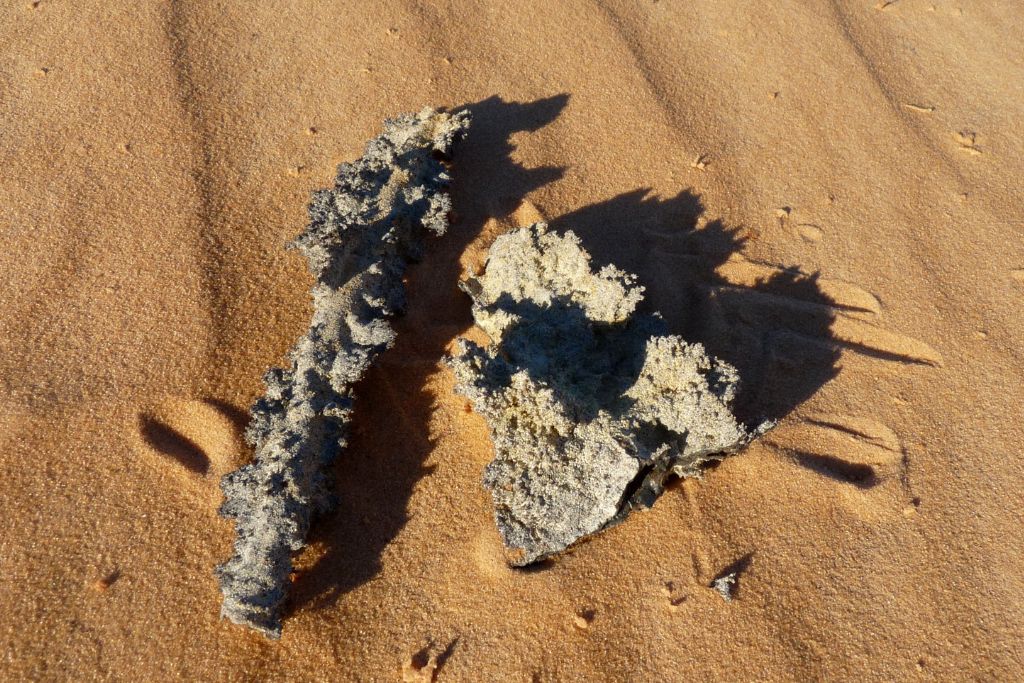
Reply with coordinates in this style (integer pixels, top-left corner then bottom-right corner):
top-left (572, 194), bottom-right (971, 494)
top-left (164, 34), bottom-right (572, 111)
top-left (135, 396), bottom-right (247, 488)
top-left (763, 412), bottom-right (914, 520)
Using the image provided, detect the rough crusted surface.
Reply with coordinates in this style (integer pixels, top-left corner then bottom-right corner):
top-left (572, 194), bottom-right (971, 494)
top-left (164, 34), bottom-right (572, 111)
top-left (217, 108), bottom-right (470, 638)
top-left (448, 224), bottom-right (768, 566)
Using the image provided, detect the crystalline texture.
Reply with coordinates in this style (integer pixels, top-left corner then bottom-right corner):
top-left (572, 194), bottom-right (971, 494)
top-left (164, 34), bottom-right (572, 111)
top-left (448, 224), bottom-right (769, 566)
top-left (217, 108), bottom-right (470, 638)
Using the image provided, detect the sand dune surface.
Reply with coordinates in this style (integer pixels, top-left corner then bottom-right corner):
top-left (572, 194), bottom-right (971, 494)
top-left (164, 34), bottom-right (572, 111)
top-left (1, 1), bottom-right (1023, 680)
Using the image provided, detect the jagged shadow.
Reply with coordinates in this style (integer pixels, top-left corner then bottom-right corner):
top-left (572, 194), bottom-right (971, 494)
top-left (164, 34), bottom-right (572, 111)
top-left (287, 94), bottom-right (569, 615)
top-left (550, 188), bottom-right (842, 429)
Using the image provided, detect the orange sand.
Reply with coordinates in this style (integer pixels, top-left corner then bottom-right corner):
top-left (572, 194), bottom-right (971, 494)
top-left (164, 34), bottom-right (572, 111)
top-left (2, 1), bottom-right (1023, 680)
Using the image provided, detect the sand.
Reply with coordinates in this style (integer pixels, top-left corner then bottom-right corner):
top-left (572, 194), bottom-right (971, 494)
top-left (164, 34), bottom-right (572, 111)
top-left (1, 1), bottom-right (1022, 680)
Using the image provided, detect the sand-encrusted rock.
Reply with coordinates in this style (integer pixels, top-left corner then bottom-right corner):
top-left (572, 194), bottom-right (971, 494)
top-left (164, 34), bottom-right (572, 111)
top-left (448, 224), bottom-right (769, 565)
top-left (217, 108), bottom-right (470, 638)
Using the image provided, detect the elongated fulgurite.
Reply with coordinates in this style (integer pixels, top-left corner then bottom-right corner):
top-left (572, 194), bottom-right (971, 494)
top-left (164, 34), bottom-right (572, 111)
top-left (217, 108), bottom-right (470, 638)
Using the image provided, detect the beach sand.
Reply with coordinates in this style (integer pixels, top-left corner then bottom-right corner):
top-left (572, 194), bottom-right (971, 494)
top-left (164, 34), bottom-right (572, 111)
top-left (1, 1), bottom-right (1022, 680)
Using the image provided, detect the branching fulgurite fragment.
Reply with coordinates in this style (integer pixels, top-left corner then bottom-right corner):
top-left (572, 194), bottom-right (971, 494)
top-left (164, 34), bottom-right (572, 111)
top-left (448, 224), bottom-right (770, 566)
top-left (217, 108), bottom-right (470, 638)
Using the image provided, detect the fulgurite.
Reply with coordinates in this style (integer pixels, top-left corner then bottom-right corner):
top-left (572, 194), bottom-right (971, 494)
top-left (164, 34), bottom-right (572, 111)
top-left (217, 108), bottom-right (470, 638)
top-left (447, 224), bottom-right (770, 566)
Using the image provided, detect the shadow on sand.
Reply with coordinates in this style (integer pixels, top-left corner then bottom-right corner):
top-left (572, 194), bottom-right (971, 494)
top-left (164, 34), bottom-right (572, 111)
top-left (549, 188), bottom-right (843, 426)
top-left (284, 96), bottom-right (915, 615)
top-left (286, 94), bottom-right (569, 615)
